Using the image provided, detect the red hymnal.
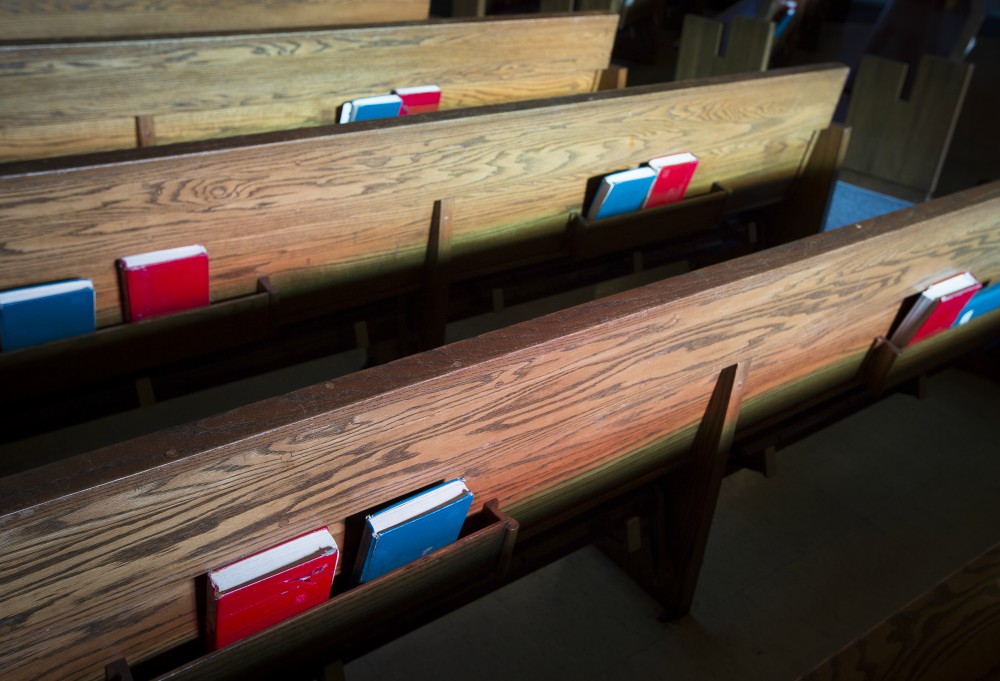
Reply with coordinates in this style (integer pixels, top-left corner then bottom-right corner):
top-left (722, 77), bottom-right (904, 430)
top-left (206, 527), bottom-right (339, 650)
top-left (890, 271), bottom-right (982, 347)
top-left (117, 244), bottom-right (209, 322)
top-left (393, 85), bottom-right (442, 115)
top-left (642, 152), bottom-right (699, 209)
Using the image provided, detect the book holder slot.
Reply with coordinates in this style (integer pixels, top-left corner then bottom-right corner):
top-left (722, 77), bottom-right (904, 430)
top-left (598, 361), bottom-right (750, 620)
top-left (121, 500), bottom-right (517, 680)
top-left (567, 182), bottom-right (732, 260)
top-left (0, 276), bottom-right (280, 406)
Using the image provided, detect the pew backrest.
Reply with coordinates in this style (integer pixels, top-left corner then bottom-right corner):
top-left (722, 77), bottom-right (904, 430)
top-left (0, 0), bottom-right (430, 41)
top-left (0, 13), bottom-right (620, 162)
top-left (0, 64), bottom-right (848, 329)
top-left (2, 179), bottom-right (999, 681)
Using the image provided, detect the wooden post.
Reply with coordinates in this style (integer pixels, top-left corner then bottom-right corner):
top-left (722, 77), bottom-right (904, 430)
top-left (597, 361), bottom-right (750, 619)
top-left (761, 123), bottom-right (851, 246)
top-left (422, 198), bottom-right (454, 351)
top-left (134, 115), bottom-right (156, 148)
top-left (662, 360), bottom-right (750, 618)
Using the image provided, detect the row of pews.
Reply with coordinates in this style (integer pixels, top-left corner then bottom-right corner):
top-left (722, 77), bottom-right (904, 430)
top-left (1, 5), bottom-right (998, 680)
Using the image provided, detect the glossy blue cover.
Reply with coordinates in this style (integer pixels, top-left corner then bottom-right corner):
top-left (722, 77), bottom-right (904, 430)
top-left (0, 279), bottom-right (95, 351)
top-left (953, 282), bottom-right (1000, 326)
top-left (354, 479), bottom-right (474, 584)
top-left (351, 95), bottom-right (403, 122)
top-left (588, 167), bottom-right (657, 220)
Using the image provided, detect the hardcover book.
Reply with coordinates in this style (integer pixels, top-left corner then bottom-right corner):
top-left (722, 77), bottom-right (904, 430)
top-left (338, 94), bottom-right (403, 124)
top-left (890, 271), bottom-right (982, 347)
top-left (393, 85), bottom-right (442, 115)
top-left (206, 527), bottom-right (339, 650)
top-left (117, 244), bottom-right (209, 322)
top-left (953, 282), bottom-right (1000, 326)
top-left (586, 167), bottom-right (658, 220)
top-left (352, 478), bottom-right (474, 584)
top-left (0, 279), bottom-right (95, 351)
top-left (642, 152), bottom-right (699, 209)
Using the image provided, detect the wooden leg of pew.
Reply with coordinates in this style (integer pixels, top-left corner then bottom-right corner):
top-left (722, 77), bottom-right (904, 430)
top-left (450, 0), bottom-right (486, 16)
top-left (761, 123), bottom-right (851, 247)
top-left (322, 659), bottom-right (346, 681)
top-left (596, 65), bottom-right (628, 91)
top-left (135, 376), bottom-right (156, 407)
top-left (105, 658), bottom-right (134, 681)
top-left (134, 115), bottom-right (156, 148)
top-left (661, 360), bottom-right (751, 619)
top-left (597, 361), bottom-right (750, 619)
top-left (421, 198), bottom-right (454, 351)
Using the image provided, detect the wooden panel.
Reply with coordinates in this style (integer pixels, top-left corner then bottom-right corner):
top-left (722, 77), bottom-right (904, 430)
top-left (675, 14), bottom-right (774, 80)
top-left (803, 540), bottom-right (1000, 680)
top-left (0, 14), bottom-right (618, 161)
top-left (0, 64), bottom-right (848, 327)
top-left (845, 55), bottom-right (974, 200)
top-left (1, 180), bottom-right (998, 680)
top-left (0, 0), bottom-right (430, 41)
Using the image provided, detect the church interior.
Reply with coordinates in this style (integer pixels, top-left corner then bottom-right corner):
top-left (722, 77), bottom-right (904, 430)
top-left (0, 0), bottom-right (998, 679)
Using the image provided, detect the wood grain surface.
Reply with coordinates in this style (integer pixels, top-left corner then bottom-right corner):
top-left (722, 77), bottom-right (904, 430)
top-left (0, 13), bottom-right (618, 162)
top-left (675, 14), bottom-right (774, 80)
top-left (0, 65), bottom-right (847, 328)
top-left (0, 0), bottom-right (430, 41)
top-left (803, 539), bottom-right (1000, 680)
top-left (844, 55), bottom-right (973, 201)
top-left (1, 180), bottom-right (999, 680)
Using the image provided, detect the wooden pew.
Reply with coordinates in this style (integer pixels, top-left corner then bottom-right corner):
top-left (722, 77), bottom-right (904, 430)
top-left (0, 64), bottom-right (847, 329)
top-left (1, 179), bottom-right (998, 680)
top-left (0, 64), bottom-right (848, 434)
top-left (0, 0), bottom-right (430, 41)
top-left (0, 13), bottom-right (620, 162)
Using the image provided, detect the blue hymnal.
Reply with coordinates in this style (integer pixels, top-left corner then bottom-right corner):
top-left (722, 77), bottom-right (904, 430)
top-left (587, 166), bottom-right (658, 220)
top-left (953, 282), bottom-right (1000, 327)
top-left (353, 478), bottom-right (474, 584)
top-left (339, 94), bottom-right (403, 124)
top-left (0, 279), bottom-right (95, 351)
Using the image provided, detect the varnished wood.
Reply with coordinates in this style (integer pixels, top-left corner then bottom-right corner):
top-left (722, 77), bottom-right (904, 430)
top-left (762, 123), bottom-right (851, 246)
top-left (135, 116), bottom-right (157, 148)
top-left (2, 180), bottom-right (999, 680)
top-left (597, 65), bottom-right (629, 91)
top-left (844, 55), bottom-right (974, 201)
top-left (663, 361), bottom-right (750, 618)
top-left (675, 14), bottom-right (775, 80)
top-left (0, 14), bottom-right (618, 162)
top-left (802, 540), bottom-right (1000, 680)
top-left (0, 0), bottom-right (430, 41)
top-left (451, 0), bottom-right (487, 16)
top-left (422, 198), bottom-right (454, 350)
top-left (0, 65), bottom-right (847, 328)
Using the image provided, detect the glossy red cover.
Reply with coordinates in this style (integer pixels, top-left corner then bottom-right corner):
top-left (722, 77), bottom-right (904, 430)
top-left (395, 87), bottom-right (441, 115)
top-left (118, 247), bottom-right (209, 322)
top-left (206, 535), bottom-right (338, 650)
top-left (643, 155), bottom-right (699, 209)
top-left (906, 283), bottom-right (982, 346)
